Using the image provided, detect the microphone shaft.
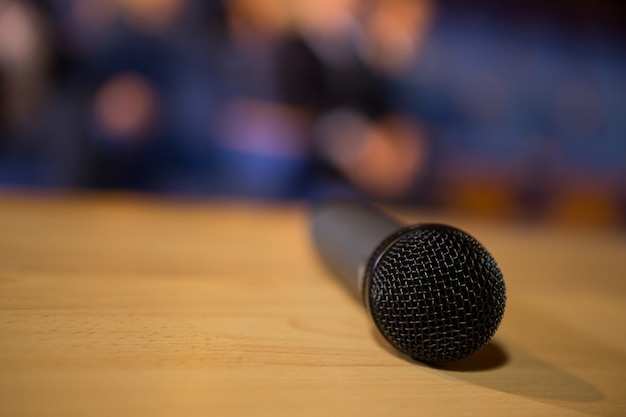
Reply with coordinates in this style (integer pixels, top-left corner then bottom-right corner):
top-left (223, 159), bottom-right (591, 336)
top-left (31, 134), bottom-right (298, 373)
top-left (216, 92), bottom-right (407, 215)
top-left (311, 201), bottom-right (401, 299)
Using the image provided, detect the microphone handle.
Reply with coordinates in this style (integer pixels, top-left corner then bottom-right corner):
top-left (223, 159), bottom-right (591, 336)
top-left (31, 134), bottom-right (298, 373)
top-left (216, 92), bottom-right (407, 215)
top-left (311, 201), bottom-right (402, 300)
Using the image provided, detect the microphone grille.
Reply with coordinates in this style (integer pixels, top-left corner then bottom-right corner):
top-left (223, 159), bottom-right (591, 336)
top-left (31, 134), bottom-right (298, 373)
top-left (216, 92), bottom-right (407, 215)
top-left (366, 224), bottom-right (506, 363)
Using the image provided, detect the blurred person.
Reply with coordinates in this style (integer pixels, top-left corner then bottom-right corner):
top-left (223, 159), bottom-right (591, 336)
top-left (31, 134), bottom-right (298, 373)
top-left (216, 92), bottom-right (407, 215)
top-left (274, 0), bottom-right (430, 199)
top-left (210, 0), bottom-right (324, 198)
top-left (36, 0), bottom-right (226, 193)
top-left (0, 0), bottom-right (89, 187)
top-left (76, 0), bottom-right (318, 197)
top-left (0, 0), bottom-right (49, 128)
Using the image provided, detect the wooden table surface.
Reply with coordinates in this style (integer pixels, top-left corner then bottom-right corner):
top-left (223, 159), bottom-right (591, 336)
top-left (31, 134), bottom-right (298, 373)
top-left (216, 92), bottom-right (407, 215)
top-left (0, 194), bottom-right (624, 417)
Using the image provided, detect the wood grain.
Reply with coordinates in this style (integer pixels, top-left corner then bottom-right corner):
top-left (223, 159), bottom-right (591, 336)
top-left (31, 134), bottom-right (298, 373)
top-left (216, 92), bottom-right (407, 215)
top-left (0, 193), bottom-right (624, 417)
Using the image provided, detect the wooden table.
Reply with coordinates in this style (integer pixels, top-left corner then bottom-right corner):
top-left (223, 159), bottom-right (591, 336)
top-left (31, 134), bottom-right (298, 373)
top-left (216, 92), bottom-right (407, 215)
top-left (0, 194), bottom-right (624, 416)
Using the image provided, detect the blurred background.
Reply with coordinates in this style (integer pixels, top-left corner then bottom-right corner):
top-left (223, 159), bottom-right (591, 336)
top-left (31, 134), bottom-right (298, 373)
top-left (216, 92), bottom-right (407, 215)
top-left (0, 0), bottom-right (624, 228)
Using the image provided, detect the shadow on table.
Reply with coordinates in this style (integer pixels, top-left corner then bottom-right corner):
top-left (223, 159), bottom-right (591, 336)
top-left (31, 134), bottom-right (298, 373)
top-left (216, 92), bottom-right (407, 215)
top-left (435, 341), bottom-right (509, 372)
top-left (372, 331), bottom-right (604, 406)
top-left (441, 342), bottom-right (603, 400)
top-left (371, 329), bottom-right (509, 371)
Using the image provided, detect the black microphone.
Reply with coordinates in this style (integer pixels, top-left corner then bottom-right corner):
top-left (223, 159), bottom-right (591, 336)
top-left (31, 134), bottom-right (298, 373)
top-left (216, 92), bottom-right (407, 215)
top-left (311, 200), bottom-right (506, 363)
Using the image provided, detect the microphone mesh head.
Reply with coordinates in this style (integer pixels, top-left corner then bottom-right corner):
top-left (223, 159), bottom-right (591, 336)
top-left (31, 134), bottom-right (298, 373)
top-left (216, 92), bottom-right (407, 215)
top-left (366, 224), bottom-right (506, 363)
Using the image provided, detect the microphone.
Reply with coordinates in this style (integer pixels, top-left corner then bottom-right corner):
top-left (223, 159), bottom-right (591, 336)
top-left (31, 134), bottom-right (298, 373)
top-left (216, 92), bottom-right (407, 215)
top-left (311, 200), bottom-right (506, 363)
